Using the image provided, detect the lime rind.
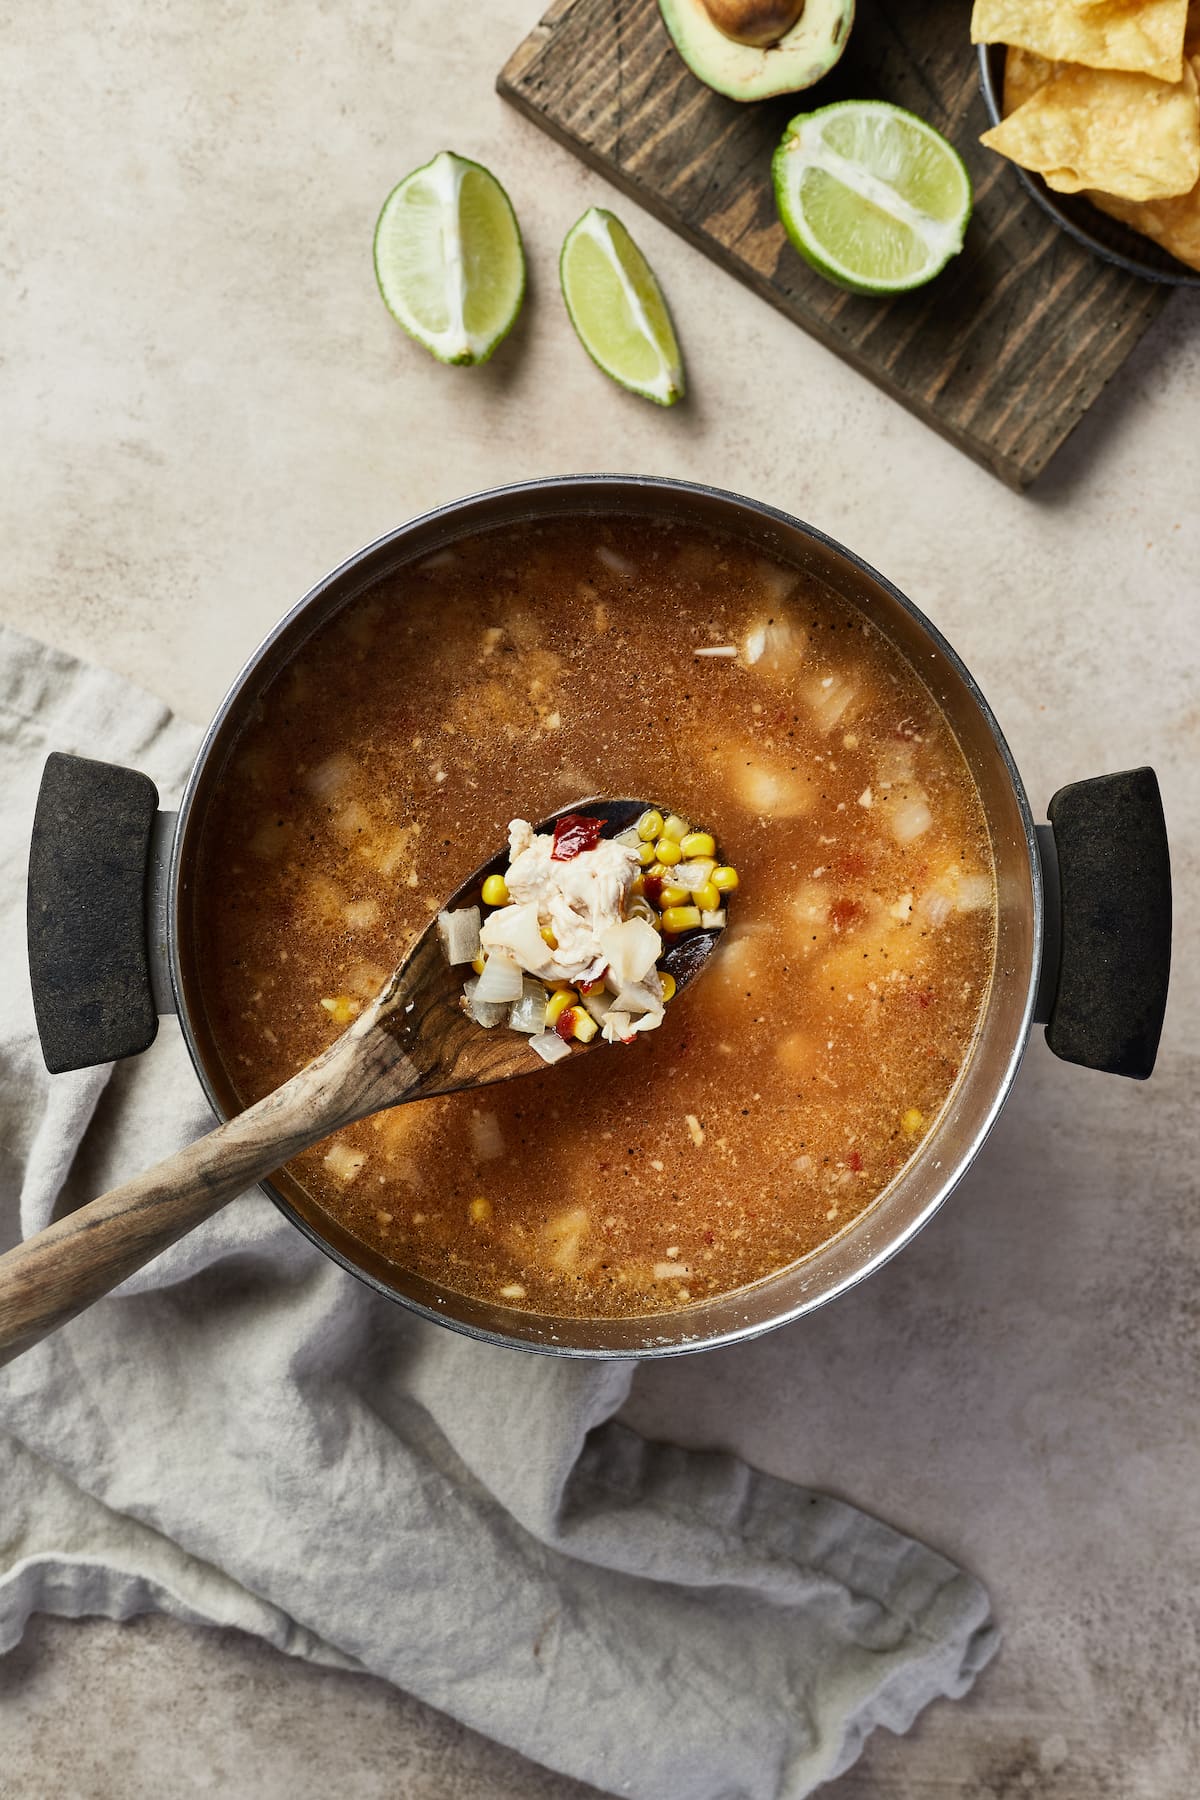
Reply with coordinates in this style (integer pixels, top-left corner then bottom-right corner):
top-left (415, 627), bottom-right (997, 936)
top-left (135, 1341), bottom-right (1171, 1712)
top-left (374, 150), bottom-right (526, 366)
top-left (560, 208), bottom-right (685, 406)
top-left (773, 101), bottom-right (973, 297)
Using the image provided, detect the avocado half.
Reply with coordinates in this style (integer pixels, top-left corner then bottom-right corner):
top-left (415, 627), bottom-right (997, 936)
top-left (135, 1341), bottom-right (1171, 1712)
top-left (657, 0), bottom-right (855, 103)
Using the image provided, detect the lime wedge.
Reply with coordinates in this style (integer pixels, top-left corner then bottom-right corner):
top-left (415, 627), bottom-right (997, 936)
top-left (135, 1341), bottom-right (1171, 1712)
top-left (773, 101), bottom-right (972, 296)
top-left (374, 151), bottom-right (525, 366)
top-left (560, 208), bottom-right (685, 406)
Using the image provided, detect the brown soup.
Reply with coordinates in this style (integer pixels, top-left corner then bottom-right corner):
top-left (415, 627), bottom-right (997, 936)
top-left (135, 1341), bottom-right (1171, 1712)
top-left (194, 518), bottom-right (996, 1318)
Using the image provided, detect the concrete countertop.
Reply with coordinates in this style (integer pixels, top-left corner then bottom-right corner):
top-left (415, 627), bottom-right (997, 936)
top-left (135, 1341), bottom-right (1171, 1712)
top-left (3, 2), bottom-right (1197, 1794)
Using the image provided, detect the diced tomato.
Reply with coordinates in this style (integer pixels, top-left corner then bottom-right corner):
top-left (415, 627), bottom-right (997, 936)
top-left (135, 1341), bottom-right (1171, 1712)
top-left (554, 1007), bottom-right (578, 1041)
top-left (643, 873), bottom-right (665, 906)
top-left (552, 814), bottom-right (605, 860)
top-left (847, 1150), bottom-right (863, 1173)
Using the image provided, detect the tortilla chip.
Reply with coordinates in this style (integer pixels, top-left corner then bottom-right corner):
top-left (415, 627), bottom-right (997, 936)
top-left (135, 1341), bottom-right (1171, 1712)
top-left (1086, 52), bottom-right (1200, 263)
top-left (972, 0), bottom-right (1188, 85)
top-left (1089, 177), bottom-right (1200, 262)
top-left (981, 58), bottom-right (1200, 200)
top-left (1003, 45), bottom-right (1057, 113)
top-left (1188, 0), bottom-right (1200, 52)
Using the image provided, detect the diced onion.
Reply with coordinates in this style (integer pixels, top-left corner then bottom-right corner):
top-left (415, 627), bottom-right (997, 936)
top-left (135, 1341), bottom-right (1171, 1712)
top-left (917, 886), bottom-right (953, 927)
top-left (807, 673), bottom-right (856, 731)
top-left (599, 917), bottom-right (661, 989)
top-left (508, 982), bottom-right (548, 1034)
top-left (743, 617), bottom-right (806, 679)
top-left (473, 951), bottom-right (523, 1004)
top-left (469, 1111), bottom-right (504, 1160)
top-left (596, 545), bottom-right (636, 577)
top-left (890, 797), bottom-right (933, 844)
top-left (700, 909), bottom-right (726, 930)
top-left (612, 977), bottom-right (664, 1017)
top-left (601, 1011), bottom-right (634, 1043)
top-left (462, 975), bottom-right (510, 1028)
top-left (955, 874), bottom-right (993, 912)
top-left (582, 991), bottom-right (613, 1026)
top-left (324, 1143), bottom-right (366, 1183)
top-left (614, 826), bottom-right (642, 848)
top-left (305, 753), bottom-right (354, 802)
top-left (437, 905), bottom-right (481, 967)
top-left (673, 858), bottom-right (717, 893)
top-left (529, 1030), bottom-right (572, 1064)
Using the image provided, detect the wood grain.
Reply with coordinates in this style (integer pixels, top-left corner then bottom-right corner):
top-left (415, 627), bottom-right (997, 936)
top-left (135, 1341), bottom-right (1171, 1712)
top-left (498, 0), bottom-right (1170, 488)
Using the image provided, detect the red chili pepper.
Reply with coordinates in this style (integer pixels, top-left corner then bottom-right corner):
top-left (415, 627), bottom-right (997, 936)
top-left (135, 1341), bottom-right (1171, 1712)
top-left (552, 814), bottom-right (604, 860)
top-left (847, 1150), bottom-right (863, 1173)
top-left (554, 1007), bottom-right (578, 1042)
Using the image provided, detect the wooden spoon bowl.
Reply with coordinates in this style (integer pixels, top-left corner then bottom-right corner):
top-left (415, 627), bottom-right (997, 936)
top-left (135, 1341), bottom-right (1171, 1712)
top-left (0, 798), bottom-right (725, 1363)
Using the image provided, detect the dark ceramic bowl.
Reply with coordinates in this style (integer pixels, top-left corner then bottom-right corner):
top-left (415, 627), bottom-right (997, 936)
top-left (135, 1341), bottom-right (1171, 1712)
top-left (978, 42), bottom-right (1200, 288)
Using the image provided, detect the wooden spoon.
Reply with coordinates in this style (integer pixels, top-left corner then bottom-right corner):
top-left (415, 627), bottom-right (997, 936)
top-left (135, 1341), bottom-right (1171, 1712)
top-left (0, 799), bottom-right (725, 1364)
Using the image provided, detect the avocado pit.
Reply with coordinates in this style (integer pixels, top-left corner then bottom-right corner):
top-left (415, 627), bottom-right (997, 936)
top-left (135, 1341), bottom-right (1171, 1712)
top-left (701, 0), bottom-right (807, 47)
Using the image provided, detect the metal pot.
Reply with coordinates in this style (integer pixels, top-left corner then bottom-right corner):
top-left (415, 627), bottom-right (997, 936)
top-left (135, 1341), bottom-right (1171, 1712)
top-left (27, 477), bottom-right (1172, 1357)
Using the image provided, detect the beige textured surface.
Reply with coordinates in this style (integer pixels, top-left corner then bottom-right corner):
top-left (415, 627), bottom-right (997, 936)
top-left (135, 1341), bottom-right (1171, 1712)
top-left (2, 1), bottom-right (1198, 1796)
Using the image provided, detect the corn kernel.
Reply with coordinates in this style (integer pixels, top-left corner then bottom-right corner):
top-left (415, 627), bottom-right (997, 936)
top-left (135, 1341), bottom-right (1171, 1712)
top-left (661, 813), bottom-right (690, 843)
top-left (540, 925), bottom-right (558, 949)
top-left (572, 1011), bottom-right (599, 1043)
top-left (481, 874), bottom-right (509, 907)
top-left (545, 989), bottom-right (578, 1026)
top-left (659, 970), bottom-right (677, 1002)
top-left (320, 995), bottom-right (360, 1027)
top-left (661, 904), bottom-right (702, 934)
top-left (637, 809), bottom-right (664, 841)
top-left (712, 865), bottom-right (739, 893)
top-left (659, 882), bottom-right (691, 909)
top-left (694, 881), bottom-right (721, 913)
top-left (646, 861), bottom-right (669, 881)
top-left (469, 1196), bottom-right (493, 1223)
top-left (471, 953), bottom-right (487, 975)
top-left (630, 874), bottom-right (645, 898)
top-left (654, 837), bottom-right (682, 866)
top-left (901, 1107), bottom-right (925, 1136)
top-left (637, 842), bottom-right (657, 867)
top-left (680, 831), bottom-right (716, 860)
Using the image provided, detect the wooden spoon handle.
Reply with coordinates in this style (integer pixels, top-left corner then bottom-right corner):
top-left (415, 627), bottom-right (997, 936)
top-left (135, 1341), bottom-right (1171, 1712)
top-left (0, 1006), bottom-right (417, 1365)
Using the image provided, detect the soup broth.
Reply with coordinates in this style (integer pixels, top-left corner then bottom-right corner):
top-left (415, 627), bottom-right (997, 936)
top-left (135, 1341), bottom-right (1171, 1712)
top-left (195, 518), bottom-right (996, 1318)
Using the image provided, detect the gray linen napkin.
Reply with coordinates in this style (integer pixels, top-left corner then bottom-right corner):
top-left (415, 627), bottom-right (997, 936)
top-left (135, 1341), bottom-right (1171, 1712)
top-left (0, 623), bottom-right (998, 1799)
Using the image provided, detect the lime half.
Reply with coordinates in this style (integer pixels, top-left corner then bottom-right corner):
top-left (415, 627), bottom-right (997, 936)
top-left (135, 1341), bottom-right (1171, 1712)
top-left (773, 101), bottom-right (972, 296)
top-left (374, 151), bottom-right (525, 365)
top-left (560, 208), bottom-right (684, 406)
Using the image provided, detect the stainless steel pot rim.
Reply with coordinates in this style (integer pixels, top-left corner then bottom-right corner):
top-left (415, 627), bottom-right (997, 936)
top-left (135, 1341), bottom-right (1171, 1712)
top-left (167, 474), bottom-right (1044, 1357)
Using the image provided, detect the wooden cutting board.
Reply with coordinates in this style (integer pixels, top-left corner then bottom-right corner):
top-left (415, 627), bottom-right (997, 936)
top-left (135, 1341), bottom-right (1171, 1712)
top-left (498, 0), bottom-right (1170, 489)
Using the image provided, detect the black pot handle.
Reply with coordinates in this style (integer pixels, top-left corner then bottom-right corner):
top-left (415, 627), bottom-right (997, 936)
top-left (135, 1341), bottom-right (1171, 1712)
top-left (1036, 767), bottom-right (1170, 1080)
top-left (27, 752), bottom-right (170, 1075)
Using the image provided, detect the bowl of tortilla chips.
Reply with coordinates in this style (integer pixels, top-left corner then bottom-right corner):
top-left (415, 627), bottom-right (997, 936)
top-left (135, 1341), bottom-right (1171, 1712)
top-left (974, 0), bottom-right (1200, 283)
